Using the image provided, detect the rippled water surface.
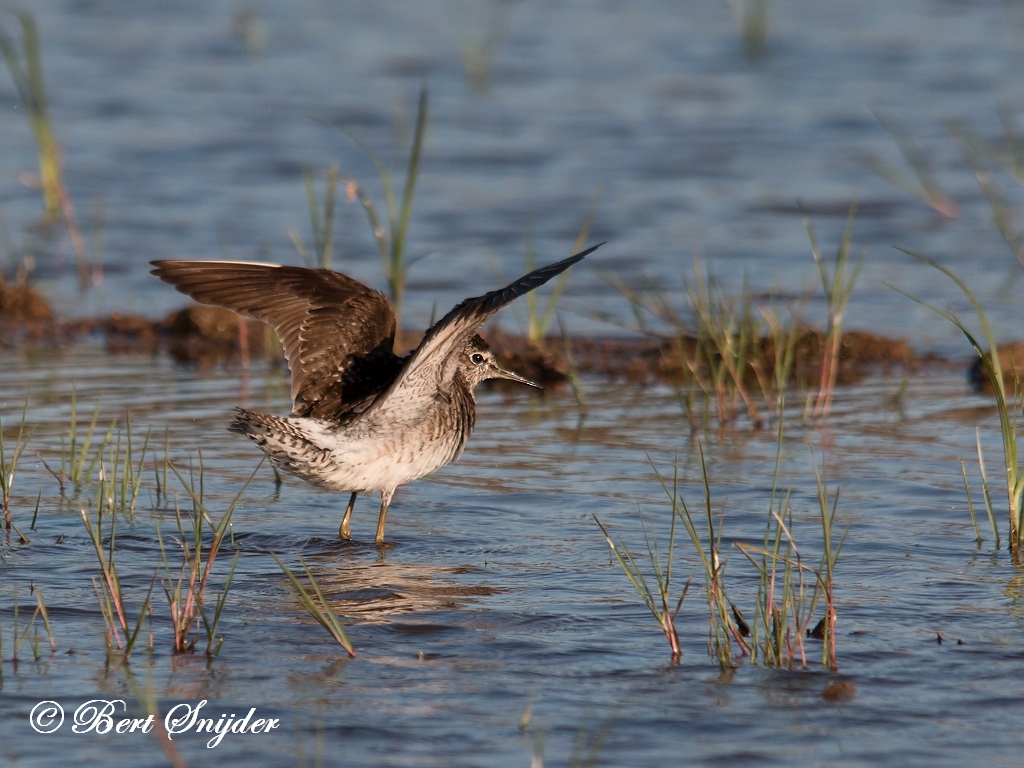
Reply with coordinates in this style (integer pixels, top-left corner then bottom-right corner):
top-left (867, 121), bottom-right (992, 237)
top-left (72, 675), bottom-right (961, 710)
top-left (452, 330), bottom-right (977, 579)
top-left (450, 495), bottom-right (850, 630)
top-left (1, 350), bottom-right (1022, 767)
top-left (4, 1), bottom-right (1024, 766)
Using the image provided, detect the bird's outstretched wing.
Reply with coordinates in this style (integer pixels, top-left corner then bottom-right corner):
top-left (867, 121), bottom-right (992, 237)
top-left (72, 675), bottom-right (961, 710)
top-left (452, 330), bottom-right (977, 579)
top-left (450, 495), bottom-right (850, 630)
top-left (151, 260), bottom-right (400, 418)
top-left (363, 242), bottom-right (603, 422)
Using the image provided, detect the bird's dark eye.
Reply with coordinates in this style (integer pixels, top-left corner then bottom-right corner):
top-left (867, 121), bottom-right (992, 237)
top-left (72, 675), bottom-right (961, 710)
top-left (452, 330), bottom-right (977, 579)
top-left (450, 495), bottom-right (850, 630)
top-left (471, 353), bottom-right (485, 365)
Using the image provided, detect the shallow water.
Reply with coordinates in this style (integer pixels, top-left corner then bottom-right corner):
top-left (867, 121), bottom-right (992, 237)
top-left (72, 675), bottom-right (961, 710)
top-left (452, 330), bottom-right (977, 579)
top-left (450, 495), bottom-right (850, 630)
top-left (1, 350), bottom-right (1023, 767)
top-left (4, 1), bottom-right (1024, 766)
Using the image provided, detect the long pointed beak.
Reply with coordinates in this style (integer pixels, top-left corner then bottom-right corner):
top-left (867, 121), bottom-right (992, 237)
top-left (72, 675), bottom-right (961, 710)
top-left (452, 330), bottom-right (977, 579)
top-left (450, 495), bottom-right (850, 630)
top-left (493, 364), bottom-right (543, 389)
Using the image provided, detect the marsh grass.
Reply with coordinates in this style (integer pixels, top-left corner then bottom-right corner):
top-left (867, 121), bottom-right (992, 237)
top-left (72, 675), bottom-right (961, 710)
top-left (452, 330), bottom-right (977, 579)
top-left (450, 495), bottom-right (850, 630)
top-left (593, 511), bottom-right (691, 662)
top-left (557, 314), bottom-right (587, 416)
top-left (607, 225), bottom-right (867, 430)
top-left (523, 194), bottom-right (599, 346)
top-left (950, 115), bottom-right (1024, 268)
top-left (271, 553), bottom-right (356, 657)
top-left (0, 9), bottom-right (97, 287)
top-left (4, 586), bottom-right (56, 663)
top-left (458, 0), bottom-right (517, 93)
top-left (1, 398), bottom-right (33, 535)
top-left (341, 85), bottom-right (428, 331)
top-left (811, 454), bottom-right (847, 670)
top-left (608, 256), bottom-right (765, 428)
top-left (894, 251), bottom-right (1024, 563)
top-left (731, 420), bottom-right (811, 667)
top-left (156, 456), bottom-right (255, 655)
top-left (289, 163), bottom-right (340, 269)
top-left (653, 445), bottom-right (749, 668)
top-left (758, 303), bottom-right (803, 415)
top-left (805, 204), bottom-right (864, 417)
top-left (0, 9), bottom-right (60, 223)
top-left (862, 112), bottom-right (959, 219)
top-left (726, 0), bottom-right (770, 60)
top-left (962, 429), bottom-right (1001, 549)
top-left (79, 483), bottom-right (153, 657)
top-left (65, 390), bottom-right (105, 488)
top-left (79, 431), bottom-right (163, 657)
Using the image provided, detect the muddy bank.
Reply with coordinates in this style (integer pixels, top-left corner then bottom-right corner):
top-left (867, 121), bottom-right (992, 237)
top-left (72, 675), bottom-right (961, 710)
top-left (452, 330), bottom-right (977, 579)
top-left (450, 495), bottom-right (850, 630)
top-left (0, 280), bottom-right (941, 388)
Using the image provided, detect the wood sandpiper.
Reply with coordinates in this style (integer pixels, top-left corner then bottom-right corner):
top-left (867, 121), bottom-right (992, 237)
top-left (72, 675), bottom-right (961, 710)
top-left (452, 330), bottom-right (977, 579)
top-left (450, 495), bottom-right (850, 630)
top-left (151, 243), bottom-right (601, 542)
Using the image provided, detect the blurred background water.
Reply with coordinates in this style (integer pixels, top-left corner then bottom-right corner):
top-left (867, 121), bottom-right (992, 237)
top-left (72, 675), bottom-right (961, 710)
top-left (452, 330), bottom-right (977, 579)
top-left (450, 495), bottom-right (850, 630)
top-left (1, 0), bottom-right (1023, 350)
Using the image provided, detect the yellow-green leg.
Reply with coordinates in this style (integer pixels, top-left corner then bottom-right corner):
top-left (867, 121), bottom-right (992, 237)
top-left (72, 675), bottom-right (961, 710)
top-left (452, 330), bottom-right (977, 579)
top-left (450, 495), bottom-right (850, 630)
top-left (339, 492), bottom-right (357, 539)
top-left (375, 488), bottom-right (395, 544)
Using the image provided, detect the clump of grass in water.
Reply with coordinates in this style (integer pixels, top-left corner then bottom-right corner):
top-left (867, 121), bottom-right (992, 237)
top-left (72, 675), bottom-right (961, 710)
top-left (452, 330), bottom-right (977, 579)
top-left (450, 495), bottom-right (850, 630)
top-left (271, 553), bottom-right (356, 658)
top-left (811, 452), bottom-right (846, 670)
top-left (608, 255), bottom-right (766, 429)
top-left (3, 586), bottom-right (57, 665)
top-left (732, 443), bottom-right (847, 670)
top-left (804, 202), bottom-right (865, 418)
top-left (341, 85), bottom-right (428, 332)
top-left (625, 428), bottom-right (847, 670)
top-left (79, 466), bottom-right (154, 659)
top-left (1, 398), bottom-right (33, 539)
top-left (731, 419), bottom-right (813, 667)
top-left (894, 252), bottom-right (1024, 563)
top-left (156, 454), bottom-right (256, 655)
top-left (594, 510), bottom-right (691, 663)
top-left (658, 445), bottom-right (749, 667)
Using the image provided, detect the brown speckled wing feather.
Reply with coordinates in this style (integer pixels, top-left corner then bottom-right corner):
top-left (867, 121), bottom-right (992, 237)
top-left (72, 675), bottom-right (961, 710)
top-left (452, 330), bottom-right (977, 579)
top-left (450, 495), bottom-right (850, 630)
top-left (150, 260), bottom-right (400, 419)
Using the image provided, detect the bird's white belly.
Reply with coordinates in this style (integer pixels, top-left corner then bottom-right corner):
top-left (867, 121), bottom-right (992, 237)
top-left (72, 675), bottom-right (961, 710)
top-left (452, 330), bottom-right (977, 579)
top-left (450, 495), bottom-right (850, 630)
top-left (294, 416), bottom-right (465, 493)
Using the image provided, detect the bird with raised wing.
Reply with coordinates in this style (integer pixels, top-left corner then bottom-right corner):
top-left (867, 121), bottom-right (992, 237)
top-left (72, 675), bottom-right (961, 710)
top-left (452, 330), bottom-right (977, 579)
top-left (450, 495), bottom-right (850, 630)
top-left (151, 243), bottom-right (601, 542)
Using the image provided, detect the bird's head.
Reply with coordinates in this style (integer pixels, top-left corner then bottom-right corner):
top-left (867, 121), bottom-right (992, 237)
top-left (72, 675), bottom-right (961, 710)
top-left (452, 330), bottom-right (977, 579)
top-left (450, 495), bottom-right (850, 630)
top-left (460, 335), bottom-right (542, 389)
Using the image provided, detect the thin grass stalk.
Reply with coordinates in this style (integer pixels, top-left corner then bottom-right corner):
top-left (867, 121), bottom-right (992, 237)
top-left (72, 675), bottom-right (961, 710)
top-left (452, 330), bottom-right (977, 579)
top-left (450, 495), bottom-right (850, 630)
top-left (557, 314), bottom-right (587, 416)
top-left (271, 553), bottom-right (356, 657)
top-left (892, 250), bottom-right (1024, 562)
top-left (962, 460), bottom-right (984, 547)
top-left (950, 122), bottom-right (1024, 268)
top-left (525, 192), bottom-right (600, 345)
top-left (975, 428), bottom-right (1001, 548)
top-left (593, 512), bottom-right (690, 662)
top-left (344, 85), bottom-right (428, 330)
top-left (812, 454), bottom-right (848, 670)
top-left (159, 459), bottom-right (257, 653)
top-left (0, 10), bottom-right (60, 222)
top-left (292, 163), bottom-right (339, 268)
top-left (806, 204), bottom-right (864, 417)
top-left (862, 111), bottom-right (959, 218)
top-left (651, 449), bottom-right (747, 666)
top-left (0, 398), bottom-right (32, 530)
top-left (79, 499), bottom-right (128, 644)
top-left (199, 550), bottom-right (240, 657)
